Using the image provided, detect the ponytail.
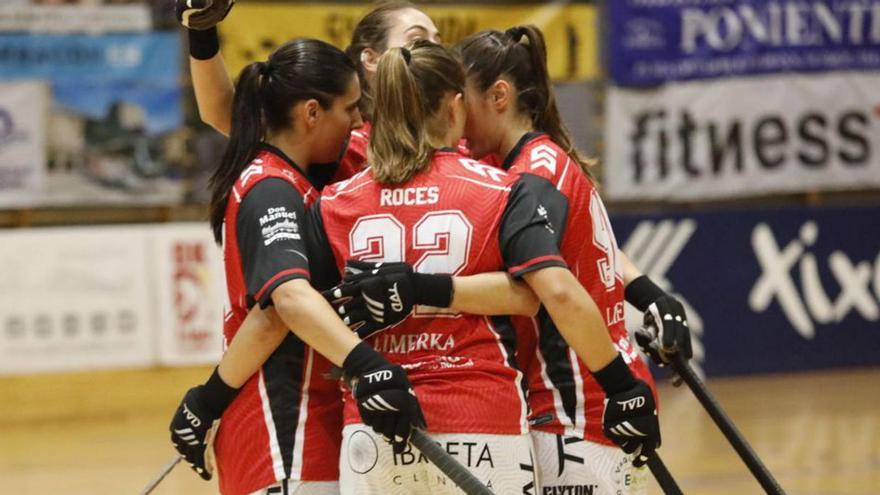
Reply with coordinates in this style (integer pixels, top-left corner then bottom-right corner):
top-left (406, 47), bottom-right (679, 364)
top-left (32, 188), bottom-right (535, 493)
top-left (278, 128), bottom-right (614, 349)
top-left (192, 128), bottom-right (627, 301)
top-left (456, 25), bottom-right (597, 178)
top-left (345, 0), bottom-right (420, 121)
top-left (209, 62), bottom-right (265, 242)
top-left (369, 41), bottom-right (464, 185)
top-left (208, 39), bottom-right (358, 243)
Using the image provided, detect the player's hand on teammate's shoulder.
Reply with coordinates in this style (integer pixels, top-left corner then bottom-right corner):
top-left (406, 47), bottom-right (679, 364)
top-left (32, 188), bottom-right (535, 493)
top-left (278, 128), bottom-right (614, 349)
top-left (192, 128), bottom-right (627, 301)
top-left (341, 342), bottom-right (427, 454)
top-left (176, 0), bottom-right (235, 30)
top-left (169, 369), bottom-right (239, 480)
top-left (593, 355), bottom-right (661, 467)
top-left (322, 260), bottom-right (453, 339)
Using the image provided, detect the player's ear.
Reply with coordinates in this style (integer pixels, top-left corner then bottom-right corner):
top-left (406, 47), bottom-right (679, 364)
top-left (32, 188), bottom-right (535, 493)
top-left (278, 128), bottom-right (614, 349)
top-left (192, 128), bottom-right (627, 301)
top-left (490, 79), bottom-right (512, 112)
top-left (360, 48), bottom-right (381, 76)
top-left (303, 99), bottom-right (321, 128)
top-left (450, 92), bottom-right (465, 126)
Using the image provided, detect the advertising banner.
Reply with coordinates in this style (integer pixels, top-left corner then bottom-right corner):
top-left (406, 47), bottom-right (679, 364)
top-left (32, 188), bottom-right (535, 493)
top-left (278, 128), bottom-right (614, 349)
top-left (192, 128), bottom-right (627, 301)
top-left (0, 81), bottom-right (48, 208)
top-left (0, 33), bottom-right (186, 206)
top-left (0, 227), bottom-right (155, 375)
top-left (0, 4), bottom-right (151, 34)
top-left (607, 0), bottom-right (880, 86)
top-left (220, 1), bottom-right (599, 81)
top-left (151, 224), bottom-right (226, 366)
top-left (612, 203), bottom-right (880, 377)
top-left (604, 72), bottom-right (880, 201)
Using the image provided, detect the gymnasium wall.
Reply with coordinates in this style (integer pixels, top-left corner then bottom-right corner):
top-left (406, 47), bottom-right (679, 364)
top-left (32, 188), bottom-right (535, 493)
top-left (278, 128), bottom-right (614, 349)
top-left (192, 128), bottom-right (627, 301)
top-left (0, 0), bottom-right (878, 378)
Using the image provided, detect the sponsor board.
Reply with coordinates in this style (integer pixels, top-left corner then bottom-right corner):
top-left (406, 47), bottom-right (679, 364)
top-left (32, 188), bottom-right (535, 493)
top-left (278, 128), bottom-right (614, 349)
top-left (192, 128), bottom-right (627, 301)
top-left (0, 226), bottom-right (154, 374)
top-left (220, 2), bottom-right (599, 81)
top-left (0, 4), bottom-right (151, 34)
top-left (604, 72), bottom-right (880, 201)
top-left (0, 33), bottom-right (185, 206)
top-left (0, 81), bottom-right (48, 208)
top-left (612, 203), bottom-right (880, 376)
top-left (0, 223), bottom-right (230, 374)
top-left (151, 224), bottom-right (225, 366)
top-left (608, 0), bottom-right (880, 85)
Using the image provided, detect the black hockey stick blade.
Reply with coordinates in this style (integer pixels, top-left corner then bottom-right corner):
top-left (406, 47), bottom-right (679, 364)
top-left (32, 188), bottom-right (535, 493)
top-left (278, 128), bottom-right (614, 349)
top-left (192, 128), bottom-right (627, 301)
top-left (140, 454), bottom-right (183, 495)
top-left (647, 454), bottom-right (684, 495)
top-left (670, 353), bottom-right (786, 494)
top-left (410, 429), bottom-right (494, 495)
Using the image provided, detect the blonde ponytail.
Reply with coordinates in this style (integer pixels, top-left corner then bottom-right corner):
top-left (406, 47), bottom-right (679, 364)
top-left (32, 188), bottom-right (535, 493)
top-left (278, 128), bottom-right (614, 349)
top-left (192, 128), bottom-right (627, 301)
top-left (368, 41), bottom-right (465, 184)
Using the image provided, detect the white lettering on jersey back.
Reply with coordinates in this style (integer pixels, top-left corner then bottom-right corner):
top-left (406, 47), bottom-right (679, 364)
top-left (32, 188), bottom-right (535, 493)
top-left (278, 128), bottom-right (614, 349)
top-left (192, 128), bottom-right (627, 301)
top-left (530, 144), bottom-right (558, 174)
top-left (459, 158), bottom-right (507, 182)
top-left (371, 332), bottom-right (455, 354)
top-left (379, 186), bottom-right (440, 207)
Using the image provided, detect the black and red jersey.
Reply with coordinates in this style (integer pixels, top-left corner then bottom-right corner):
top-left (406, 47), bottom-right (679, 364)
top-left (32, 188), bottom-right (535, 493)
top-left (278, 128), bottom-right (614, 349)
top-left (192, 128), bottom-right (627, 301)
top-left (503, 134), bottom-right (656, 445)
top-left (308, 150), bottom-right (566, 435)
top-left (213, 145), bottom-right (341, 495)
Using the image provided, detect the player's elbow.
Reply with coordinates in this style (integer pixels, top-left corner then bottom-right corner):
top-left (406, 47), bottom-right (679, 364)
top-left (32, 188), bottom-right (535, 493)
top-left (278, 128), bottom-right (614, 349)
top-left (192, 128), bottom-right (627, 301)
top-left (524, 267), bottom-right (577, 311)
top-left (513, 288), bottom-right (541, 317)
top-left (539, 283), bottom-right (574, 310)
top-left (199, 109), bottom-right (232, 137)
top-left (270, 279), bottom-right (314, 323)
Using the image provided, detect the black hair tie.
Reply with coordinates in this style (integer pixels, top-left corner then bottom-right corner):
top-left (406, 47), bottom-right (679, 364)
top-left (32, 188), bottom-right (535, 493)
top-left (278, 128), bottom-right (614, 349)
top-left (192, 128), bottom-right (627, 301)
top-left (259, 62), bottom-right (273, 77)
top-left (400, 47), bottom-right (412, 65)
top-left (506, 26), bottom-right (527, 43)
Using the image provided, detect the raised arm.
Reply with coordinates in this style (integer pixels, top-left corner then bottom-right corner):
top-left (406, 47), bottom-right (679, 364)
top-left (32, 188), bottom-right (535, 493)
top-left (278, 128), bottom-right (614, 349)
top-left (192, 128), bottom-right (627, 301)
top-left (190, 38), bottom-right (235, 136)
top-left (176, 0), bottom-right (236, 135)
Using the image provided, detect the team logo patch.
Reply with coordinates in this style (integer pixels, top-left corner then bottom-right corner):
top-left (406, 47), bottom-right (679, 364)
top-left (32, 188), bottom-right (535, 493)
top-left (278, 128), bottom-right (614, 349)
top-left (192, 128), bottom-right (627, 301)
top-left (347, 429), bottom-right (379, 474)
top-left (259, 206), bottom-right (300, 246)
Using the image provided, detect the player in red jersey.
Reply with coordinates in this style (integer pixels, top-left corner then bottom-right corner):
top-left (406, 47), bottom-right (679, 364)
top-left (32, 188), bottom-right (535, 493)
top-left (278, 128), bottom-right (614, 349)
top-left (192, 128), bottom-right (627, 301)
top-left (453, 26), bottom-right (692, 493)
top-left (168, 39), bottom-right (425, 495)
top-left (331, 25), bottom-right (691, 495)
top-left (180, 0), bottom-right (441, 183)
top-left (307, 40), bottom-right (657, 495)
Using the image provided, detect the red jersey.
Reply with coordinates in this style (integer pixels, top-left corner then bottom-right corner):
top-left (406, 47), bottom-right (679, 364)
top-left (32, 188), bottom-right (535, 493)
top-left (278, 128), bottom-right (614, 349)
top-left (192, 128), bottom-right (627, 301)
top-left (330, 122), bottom-right (372, 183)
top-left (503, 134), bottom-right (656, 445)
top-left (310, 150), bottom-right (566, 435)
top-left (214, 146), bottom-right (342, 494)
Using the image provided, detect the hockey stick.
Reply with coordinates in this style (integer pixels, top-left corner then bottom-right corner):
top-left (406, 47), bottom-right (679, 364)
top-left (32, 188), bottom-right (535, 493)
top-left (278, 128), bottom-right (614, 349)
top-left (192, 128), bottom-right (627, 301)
top-left (646, 455), bottom-right (683, 495)
top-left (410, 428), bottom-right (494, 495)
top-left (337, 370), bottom-right (493, 494)
top-left (140, 454), bottom-right (183, 495)
top-left (669, 353), bottom-right (785, 494)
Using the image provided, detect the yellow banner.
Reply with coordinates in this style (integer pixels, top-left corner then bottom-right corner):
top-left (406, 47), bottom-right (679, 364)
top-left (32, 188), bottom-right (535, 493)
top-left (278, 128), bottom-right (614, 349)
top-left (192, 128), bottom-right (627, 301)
top-left (219, 2), bottom-right (598, 81)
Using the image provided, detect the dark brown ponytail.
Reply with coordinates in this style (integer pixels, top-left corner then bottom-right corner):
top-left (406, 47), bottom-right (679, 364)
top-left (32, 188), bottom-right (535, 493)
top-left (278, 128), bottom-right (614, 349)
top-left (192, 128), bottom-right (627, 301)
top-left (455, 25), bottom-right (597, 178)
top-left (209, 39), bottom-right (357, 243)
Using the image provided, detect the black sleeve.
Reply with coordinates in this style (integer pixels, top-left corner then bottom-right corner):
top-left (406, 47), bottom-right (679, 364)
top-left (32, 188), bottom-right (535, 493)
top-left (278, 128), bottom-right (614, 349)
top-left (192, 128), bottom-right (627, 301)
top-left (499, 173), bottom-right (569, 278)
top-left (237, 178), bottom-right (311, 309)
top-left (305, 198), bottom-right (342, 291)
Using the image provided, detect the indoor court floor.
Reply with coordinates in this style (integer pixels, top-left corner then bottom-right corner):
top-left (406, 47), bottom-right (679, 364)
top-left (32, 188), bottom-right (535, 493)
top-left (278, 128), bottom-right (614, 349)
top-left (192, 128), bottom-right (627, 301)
top-left (1, 365), bottom-right (877, 494)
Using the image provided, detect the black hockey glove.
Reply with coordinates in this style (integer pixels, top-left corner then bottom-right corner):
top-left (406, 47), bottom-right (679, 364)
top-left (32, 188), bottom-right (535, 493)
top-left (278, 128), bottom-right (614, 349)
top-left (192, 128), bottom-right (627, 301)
top-left (169, 368), bottom-right (239, 480)
top-left (342, 342), bottom-right (427, 454)
top-left (323, 260), bottom-right (453, 340)
top-left (176, 0), bottom-right (234, 30)
top-left (593, 355), bottom-right (660, 467)
top-left (626, 276), bottom-right (693, 365)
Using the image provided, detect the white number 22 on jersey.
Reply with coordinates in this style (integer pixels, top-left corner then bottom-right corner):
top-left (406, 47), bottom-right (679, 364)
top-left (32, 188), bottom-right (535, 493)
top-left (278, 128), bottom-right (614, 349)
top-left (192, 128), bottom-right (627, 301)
top-left (349, 211), bottom-right (473, 316)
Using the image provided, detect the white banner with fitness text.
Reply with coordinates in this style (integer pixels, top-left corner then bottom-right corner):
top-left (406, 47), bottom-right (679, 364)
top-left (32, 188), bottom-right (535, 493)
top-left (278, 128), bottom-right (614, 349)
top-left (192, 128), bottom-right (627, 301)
top-left (604, 72), bottom-right (880, 201)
